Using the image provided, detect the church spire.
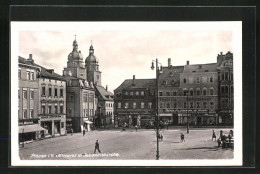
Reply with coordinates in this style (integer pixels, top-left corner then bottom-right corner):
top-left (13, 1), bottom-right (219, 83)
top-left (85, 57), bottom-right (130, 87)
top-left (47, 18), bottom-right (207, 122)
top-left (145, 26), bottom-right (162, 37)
top-left (89, 40), bottom-right (94, 54)
top-left (73, 35), bottom-right (78, 51)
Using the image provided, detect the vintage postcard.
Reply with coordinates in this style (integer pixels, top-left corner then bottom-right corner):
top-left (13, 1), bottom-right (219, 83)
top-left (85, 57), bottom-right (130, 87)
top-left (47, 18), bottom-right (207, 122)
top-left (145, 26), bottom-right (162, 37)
top-left (11, 21), bottom-right (242, 166)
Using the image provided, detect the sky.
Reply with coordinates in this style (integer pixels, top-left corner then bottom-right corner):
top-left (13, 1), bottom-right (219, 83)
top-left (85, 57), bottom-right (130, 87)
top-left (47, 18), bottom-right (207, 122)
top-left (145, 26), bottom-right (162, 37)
top-left (17, 22), bottom-right (237, 92)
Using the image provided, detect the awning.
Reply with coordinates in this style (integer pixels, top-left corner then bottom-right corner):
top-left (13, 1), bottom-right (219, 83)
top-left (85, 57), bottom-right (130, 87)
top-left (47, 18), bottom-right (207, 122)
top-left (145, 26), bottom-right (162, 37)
top-left (19, 124), bottom-right (47, 133)
top-left (84, 121), bottom-right (93, 124)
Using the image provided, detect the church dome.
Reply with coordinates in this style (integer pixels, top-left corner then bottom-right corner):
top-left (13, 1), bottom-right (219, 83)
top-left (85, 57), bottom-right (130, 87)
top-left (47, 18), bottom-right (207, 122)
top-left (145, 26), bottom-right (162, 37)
top-left (68, 50), bottom-right (83, 60)
top-left (85, 43), bottom-right (98, 63)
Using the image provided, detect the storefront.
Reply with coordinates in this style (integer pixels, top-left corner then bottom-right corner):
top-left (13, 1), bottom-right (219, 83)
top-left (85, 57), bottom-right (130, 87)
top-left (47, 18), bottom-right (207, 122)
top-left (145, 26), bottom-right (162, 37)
top-left (38, 115), bottom-right (66, 136)
top-left (83, 118), bottom-right (93, 131)
top-left (19, 124), bottom-right (47, 143)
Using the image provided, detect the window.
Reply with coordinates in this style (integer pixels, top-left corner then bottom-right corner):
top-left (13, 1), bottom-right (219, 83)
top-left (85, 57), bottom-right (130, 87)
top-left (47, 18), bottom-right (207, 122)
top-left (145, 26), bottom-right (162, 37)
top-left (166, 103), bottom-right (170, 108)
top-left (31, 72), bottom-right (34, 80)
top-left (125, 103), bottom-right (129, 109)
top-left (196, 89), bottom-right (200, 96)
top-left (130, 92), bottom-right (133, 96)
top-left (118, 103), bottom-right (121, 109)
top-left (141, 91), bottom-right (144, 96)
top-left (189, 77), bottom-right (194, 84)
top-left (18, 89), bottom-right (20, 99)
top-left (210, 88), bottom-right (214, 95)
top-left (55, 106), bottom-right (58, 114)
top-left (225, 72), bottom-right (229, 81)
top-left (203, 102), bottom-right (207, 109)
top-left (203, 88), bottom-right (207, 95)
top-left (231, 72), bottom-right (233, 81)
top-left (183, 78), bottom-right (187, 83)
top-left (60, 89), bottom-right (63, 97)
top-left (196, 77), bottom-right (200, 83)
top-left (166, 91), bottom-right (170, 96)
top-left (23, 90), bottom-right (27, 99)
top-left (55, 88), bottom-right (58, 97)
top-left (30, 90), bottom-right (34, 100)
top-left (83, 94), bottom-right (88, 102)
top-left (160, 103), bottom-right (164, 108)
top-left (173, 91), bottom-right (177, 96)
top-left (49, 88), bottom-right (52, 96)
top-left (210, 102), bottom-right (214, 109)
top-left (196, 102), bottom-right (200, 108)
top-left (136, 91), bottom-right (139, 95)
top-left (141, 102), bottom-right (145, 109)
top-left (148, 102), bottom-right (152, 109)
top-left (89, 94), bottom-right (94, 102)
top-left (133, 102), bottom-right (136, 109)
top-left (30, 109), bottom-right (34, 118)
top-left (190, 102), bottom-right (193, 108)
top-left (173, 103), bottom-right (177, 108)
top-left (96, 75), bottom-right (99, 79)
top-left (221, 73), bottom-right (225, 80)
top-left (27, 71), bottom-right (30, 80)
top-left (60, 106), bottom-right (63, 114)
top-left (163, 81), bottom-right (167, 85)
top-left (48, 106), bottom-right (51, 114)
top-left (184, 102), bottom-right (187, 108)
top-left (125, 91), bottom-right (128, 96)
top-left (159, 92), bottom-right (163, 96)
top-left (18, 69), bottom-right (21, 79)
top-left (61, 122), bottom-right (64, 128)
top-left (202, 76), bottom-right (207, 83)
top-left (183, 90), bottom-right (188, 96)
top-left (190, 90), bottom-right (194, 96)
top-left (42, 106), bottom-right (45, 114)
top-left (42, 87), bottom-right (46, 96)
top-left (210, 76), bottom-right (214, 83)
top-left (23, 109), bottom-right (27, 119)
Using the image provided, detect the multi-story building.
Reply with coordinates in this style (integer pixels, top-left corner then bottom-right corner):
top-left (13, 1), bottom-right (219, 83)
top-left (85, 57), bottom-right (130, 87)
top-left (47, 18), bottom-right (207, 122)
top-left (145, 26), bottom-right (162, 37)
top-left (114, 75), bottom-right (156, 127)
top-left (95, 85), bottom-right (114, 126)
top-left (217, 52), bottom-right (233, 125)
top-left (18, 55), bottom-right (43, 142)
top-left (38, 67), bottom-right (67, 137)
top-left (63, 38), bottom-right (96, 132)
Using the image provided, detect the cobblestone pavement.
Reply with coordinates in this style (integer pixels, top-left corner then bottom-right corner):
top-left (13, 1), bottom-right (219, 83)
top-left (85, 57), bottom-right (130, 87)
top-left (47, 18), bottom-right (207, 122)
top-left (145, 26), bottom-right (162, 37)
top-left (19, 128), bottom-right (233, 160)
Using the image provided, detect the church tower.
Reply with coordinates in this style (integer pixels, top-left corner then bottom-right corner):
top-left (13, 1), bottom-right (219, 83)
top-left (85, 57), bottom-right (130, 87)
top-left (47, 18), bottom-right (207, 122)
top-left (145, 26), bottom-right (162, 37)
top-left (85, 41), bottom-right (102, 86)
top-left (63, 36), bottom-right (87, 80)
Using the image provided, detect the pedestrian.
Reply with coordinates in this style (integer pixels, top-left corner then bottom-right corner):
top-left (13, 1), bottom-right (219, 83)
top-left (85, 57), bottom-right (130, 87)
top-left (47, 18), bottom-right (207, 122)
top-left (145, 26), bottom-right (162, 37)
top-left (135, 125), bottom-right (138, 132)
top-left (217, 137), bottom-right (221, 147)
top-left (71, 128), bottom-right (73, 136)
top-left (94, 140), bottom-right (101, 154)
top-left (220, 130), bottom-right (223, 139)
top-left (212, 130), bottom-right (216, 141)
top-left (161, 134), bottom-right (163, 141)
top-left (83, 129), bottom-right (85, 136)
top-left (181, 133), bottom-right (185, 142)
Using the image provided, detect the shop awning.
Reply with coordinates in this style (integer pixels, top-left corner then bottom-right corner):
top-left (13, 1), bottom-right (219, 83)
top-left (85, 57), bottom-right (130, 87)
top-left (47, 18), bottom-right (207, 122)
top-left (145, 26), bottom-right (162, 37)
top-left (19, 124), bottom-right (47, 133)
top-left (84, 120), bottom-right (93, 124)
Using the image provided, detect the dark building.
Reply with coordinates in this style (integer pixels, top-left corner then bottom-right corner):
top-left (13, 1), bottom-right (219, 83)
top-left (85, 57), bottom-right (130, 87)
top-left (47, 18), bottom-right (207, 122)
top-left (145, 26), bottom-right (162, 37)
top-left (63, 38), bottom-right (96, 132)
top-left (217, 51), bottom-right (234, 125)
top-left (114, 76), bottom-right (156, 128)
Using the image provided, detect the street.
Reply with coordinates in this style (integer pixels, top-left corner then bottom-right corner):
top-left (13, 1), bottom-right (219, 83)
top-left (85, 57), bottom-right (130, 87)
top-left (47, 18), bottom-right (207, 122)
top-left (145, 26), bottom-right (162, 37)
top-left (19, 128), bottom-right (233, 160)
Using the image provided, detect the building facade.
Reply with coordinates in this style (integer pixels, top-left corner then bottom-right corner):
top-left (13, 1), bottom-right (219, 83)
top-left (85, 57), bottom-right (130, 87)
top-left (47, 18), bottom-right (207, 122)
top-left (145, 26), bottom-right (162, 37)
top-left (217, 52), bottom-right (234, 125)
top-left (63, 38), bottom-right (96, 132)
top-left (18, 55), bottom-right (42, 142)
top-left (38, 68), bottom-right (67, 137)
top-left (114, 76), bottom-right (156, 128)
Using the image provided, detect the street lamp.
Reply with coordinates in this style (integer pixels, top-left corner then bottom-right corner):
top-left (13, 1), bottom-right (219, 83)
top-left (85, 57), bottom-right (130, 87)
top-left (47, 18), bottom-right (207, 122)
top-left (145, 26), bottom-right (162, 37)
top-left (151, 58), bottom-right (162, 160)
top-left (186, 91), bottom-right (189, 134)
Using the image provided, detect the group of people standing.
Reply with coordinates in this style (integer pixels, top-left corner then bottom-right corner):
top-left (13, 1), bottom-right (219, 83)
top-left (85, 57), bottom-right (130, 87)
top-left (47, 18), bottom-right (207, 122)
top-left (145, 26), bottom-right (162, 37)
top-left (213, 129), bottom-right (234, 148)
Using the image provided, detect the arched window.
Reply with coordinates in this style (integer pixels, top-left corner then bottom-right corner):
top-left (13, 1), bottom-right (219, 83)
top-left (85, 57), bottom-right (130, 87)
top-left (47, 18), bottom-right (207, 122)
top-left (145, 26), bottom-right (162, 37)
top-left (210, 87), bottom-right (214, 95)
top-left (189, 88), bottom-right (194, 96)
top-left (203, 88), bottom-right (207, 95)
top-left (196, 88), bottom-right (200, 96)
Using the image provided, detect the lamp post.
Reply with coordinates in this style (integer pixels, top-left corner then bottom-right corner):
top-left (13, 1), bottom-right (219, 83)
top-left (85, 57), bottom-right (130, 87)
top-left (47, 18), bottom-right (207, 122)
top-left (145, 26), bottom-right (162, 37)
top-left (151, 58), bottom-right (162, 160)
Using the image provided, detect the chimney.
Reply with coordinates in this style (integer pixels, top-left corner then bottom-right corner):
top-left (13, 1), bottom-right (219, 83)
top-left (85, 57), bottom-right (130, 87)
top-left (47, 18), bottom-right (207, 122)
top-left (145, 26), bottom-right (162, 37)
top-left (29, 54), bottom-right (32, 59)
top-left (27, 54), bottom-right (34, 63)
top-left (132, 75), bottom-right (135, 86)
top-left (106, 85), bottom-right (108, 91)
top-left (220, 52), bottom-right (223, 55)
top-left (168, 58), bottom-right (171, 67)
top-left (186, 61), bottom-right (189, 65)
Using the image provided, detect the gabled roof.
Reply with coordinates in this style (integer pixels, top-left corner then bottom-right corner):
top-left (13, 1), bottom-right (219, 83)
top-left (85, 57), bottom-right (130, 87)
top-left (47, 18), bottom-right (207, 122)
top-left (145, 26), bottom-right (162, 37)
top-left (95, 85), bottom-right (114, 101)
top-left (114, 79), bottom-right (156, 93)
top-left (183, 63), bottom-right (218, 73)
top-left (19, 56), bottom-right (66, 81)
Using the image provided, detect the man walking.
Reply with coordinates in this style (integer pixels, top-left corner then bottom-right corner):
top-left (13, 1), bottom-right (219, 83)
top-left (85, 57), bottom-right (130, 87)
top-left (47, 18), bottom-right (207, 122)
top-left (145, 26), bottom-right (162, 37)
top-left (212, 130), bottom-right (216, 141)
top-left (135, 125), bottom-right (138, 132)
top-left (94, 140), bottom-right (101, 154)
top-left (180, 133), bottom-right (185, 142)
top-left (83, 129), bottom-right (85, 136)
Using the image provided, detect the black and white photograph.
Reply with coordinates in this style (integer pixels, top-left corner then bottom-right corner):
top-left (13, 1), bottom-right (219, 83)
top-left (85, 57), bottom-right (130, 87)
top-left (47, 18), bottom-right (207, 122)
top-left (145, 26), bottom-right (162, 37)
top-left (11, 21), bottom-right (242, 166)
